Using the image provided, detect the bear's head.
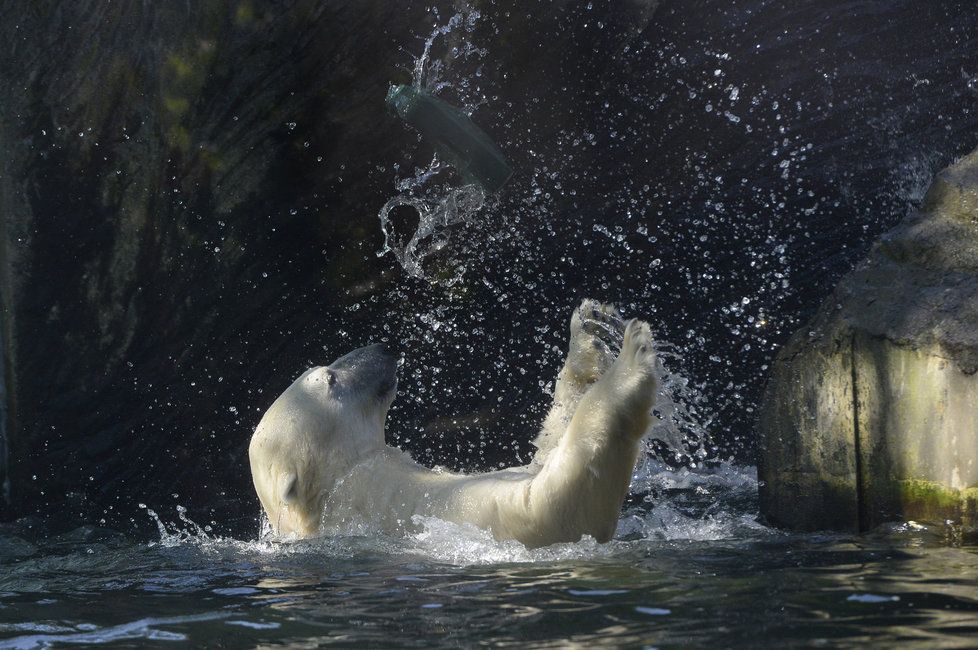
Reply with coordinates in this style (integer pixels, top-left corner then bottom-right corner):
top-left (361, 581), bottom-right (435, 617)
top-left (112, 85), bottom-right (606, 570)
top-left (248, 343), bottom-right (399, 536)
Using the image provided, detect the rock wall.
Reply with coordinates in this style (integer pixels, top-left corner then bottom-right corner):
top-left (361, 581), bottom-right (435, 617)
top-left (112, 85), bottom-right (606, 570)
top-left (0, 0), bottom-right (434, 526)
top-left (758, 146), bottom-right (978, 534)
top-left (0, 0), bottom-right (660, 530)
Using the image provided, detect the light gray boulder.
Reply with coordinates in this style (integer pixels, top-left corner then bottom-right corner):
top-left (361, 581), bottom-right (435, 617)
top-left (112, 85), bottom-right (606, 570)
top-left (758, 145), bottom-right (978, 534)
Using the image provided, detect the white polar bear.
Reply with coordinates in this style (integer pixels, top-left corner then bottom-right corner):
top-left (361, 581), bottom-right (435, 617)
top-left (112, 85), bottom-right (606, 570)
top-left (248, 300), bottom-right (657, 548)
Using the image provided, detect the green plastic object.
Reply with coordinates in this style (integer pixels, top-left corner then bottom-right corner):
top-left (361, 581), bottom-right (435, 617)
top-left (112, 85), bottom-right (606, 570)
top-left (387, 84), bottom-right (512, 194)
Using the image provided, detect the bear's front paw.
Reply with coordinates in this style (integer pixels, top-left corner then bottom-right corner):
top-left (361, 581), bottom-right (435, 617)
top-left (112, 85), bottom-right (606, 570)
top-left (611, 318), bottom-right (658, 401)
top-left (565, 299), bottom-right (624, 386)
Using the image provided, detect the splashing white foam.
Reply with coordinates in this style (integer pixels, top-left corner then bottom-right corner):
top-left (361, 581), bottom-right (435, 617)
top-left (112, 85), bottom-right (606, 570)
top-left (616, 503), bottom-right (770, 543)
top-left (647, 339), bottom-right (716, 460)
top-left (407, 515), bottom-right (613, 565)
top-left (378, 184), bottom-right (486, 280)
top-left (379, 9), bottom-right (490, 282)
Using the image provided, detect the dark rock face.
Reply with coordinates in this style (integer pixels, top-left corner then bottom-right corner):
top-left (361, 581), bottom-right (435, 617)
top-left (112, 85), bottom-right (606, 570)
top-left (0, 1), bottom-right (441, 528)
top-left (758, 147), bottom-right (978, 534)
top-left (0, 1), bottom-right (662, 531)
top-left (2, 0), bottom-right (978, 538)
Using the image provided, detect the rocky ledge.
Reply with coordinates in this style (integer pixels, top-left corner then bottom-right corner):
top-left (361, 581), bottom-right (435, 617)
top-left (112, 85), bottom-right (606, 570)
top-left (758, 145), bottom-right (978, 535)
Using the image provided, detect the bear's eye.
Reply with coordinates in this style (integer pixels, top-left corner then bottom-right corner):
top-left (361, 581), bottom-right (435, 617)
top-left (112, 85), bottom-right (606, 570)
top-left (325, 370), bottom-right (337, 387)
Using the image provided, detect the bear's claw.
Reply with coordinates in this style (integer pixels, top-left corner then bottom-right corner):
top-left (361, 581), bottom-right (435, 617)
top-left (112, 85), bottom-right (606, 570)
top-left (578, 302), bottom-right (625, 349)
top-left (565, 299), bottom-right (623, 386)
top-left (616, 318), bottom-right (657, 383)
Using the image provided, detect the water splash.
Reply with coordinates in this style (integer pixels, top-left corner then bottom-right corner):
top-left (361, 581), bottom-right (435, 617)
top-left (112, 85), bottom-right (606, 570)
top-left (408, 515), bottom-right (612, 564)
top-left (647, 340), bottom-right (715, 462)
top-left (412, 10), bottom-right (484, 96)
top-left (378, 182), bottom-right (486, 281)
top-left (139, 503), bottom-right (215, 548)
top-left (139, 461), bottom-right (763, 567)
top-left (622, 460), bottom-right (769, 542)
top-left (379, 9), bottom-right (491, 282)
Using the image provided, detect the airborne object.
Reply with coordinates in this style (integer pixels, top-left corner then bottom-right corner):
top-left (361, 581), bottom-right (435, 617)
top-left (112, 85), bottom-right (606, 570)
top-left (386, 84), bottom-right (513, 194)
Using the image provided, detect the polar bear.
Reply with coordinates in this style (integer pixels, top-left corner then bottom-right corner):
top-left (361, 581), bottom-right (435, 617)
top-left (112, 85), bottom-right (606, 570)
top-left (248, 300), bottom-right (657, 548)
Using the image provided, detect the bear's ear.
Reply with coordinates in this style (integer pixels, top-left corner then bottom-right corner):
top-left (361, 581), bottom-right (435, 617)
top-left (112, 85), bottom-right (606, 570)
top-left (280, 472), bottom-right (299, 504)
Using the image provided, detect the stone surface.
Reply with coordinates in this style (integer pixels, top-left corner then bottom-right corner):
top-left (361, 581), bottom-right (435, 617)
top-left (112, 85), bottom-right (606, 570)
top-left (0, 0), bottom-right (438, 527)
top-left (0, 0), bottom-right (661, 530)
top-left (758, 146), bottom-right (978, 534)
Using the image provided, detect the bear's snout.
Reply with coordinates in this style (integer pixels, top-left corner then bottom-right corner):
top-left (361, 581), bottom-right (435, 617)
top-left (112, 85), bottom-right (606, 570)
top-left (330, 342), bottom-right (398, 368)
top-left (326, 342), bottom-right (399, 403)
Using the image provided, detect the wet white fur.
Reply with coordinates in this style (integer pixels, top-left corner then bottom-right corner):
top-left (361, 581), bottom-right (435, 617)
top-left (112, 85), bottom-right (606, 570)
top-left (249, 300), bottom-right (657, 548)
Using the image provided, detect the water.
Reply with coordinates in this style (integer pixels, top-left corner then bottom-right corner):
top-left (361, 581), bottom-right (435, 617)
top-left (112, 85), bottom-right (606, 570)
top-left (2, 465), bottom-right (977, 648)
top-left (378, 9), bottom-right (490, 282)
top-left (0, 317), bottom-right (8, 511)
top-left (3, 1), bottom-right (978, 647)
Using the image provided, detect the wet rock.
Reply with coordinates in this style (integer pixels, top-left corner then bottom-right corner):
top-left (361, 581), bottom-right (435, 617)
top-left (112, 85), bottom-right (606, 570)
top-left (0, 0), bottom-right (438, 525)
top-left (758, 145), bottom-right (978, 534)
top-left (0, 1), bottom-right (660, 530)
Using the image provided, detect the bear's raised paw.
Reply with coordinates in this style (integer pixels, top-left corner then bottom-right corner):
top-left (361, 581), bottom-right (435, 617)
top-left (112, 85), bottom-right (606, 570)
top-left (564, 299), bottom-right (624, 387)
top-left (605, 318), bottom-right (657, 405)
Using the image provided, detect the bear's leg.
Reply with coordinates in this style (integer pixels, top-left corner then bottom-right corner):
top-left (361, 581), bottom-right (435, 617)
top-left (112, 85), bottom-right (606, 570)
top-left (516, 318), bottom-right (656, 545)
top-left (532, 300), bottom-right (623, 461)
top-left (597, 318), bottom-right (658, 430)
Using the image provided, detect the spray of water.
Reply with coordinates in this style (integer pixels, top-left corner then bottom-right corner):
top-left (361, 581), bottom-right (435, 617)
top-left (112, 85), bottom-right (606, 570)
top-left (379, 182), bottom-right (486, 281)
top-left (412, 11), bottom-right (484, 95)
top-left (647, 340), bottom-right (714, 461)
top-left (378, 9), bottom-right (490, 282)
top-left (141, 456), bottom-right (764, 567)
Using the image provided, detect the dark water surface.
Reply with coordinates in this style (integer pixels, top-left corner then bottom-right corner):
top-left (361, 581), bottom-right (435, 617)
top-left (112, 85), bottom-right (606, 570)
top-left (1, 466), bottom-right (977, 648)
